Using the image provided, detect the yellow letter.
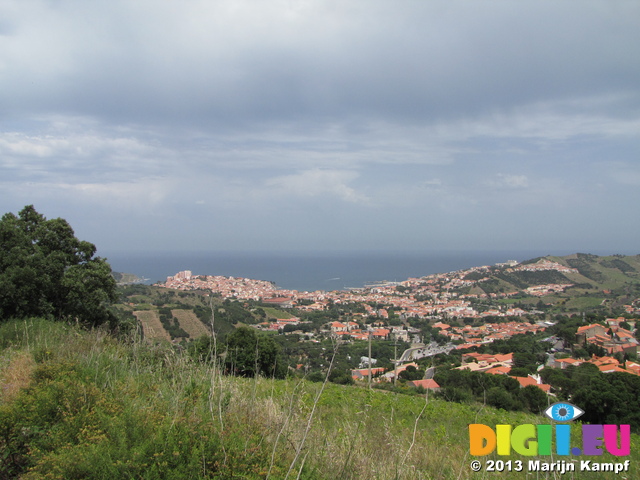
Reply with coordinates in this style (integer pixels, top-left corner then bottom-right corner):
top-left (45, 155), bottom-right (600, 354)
top-left (496, 425), bottom-right (512, 455)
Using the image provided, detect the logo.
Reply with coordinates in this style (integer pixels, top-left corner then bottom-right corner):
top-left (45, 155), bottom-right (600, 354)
top-left (544, 402), bottom-right (584, 422)
top-left (469, 402), bottom-right (630, 457)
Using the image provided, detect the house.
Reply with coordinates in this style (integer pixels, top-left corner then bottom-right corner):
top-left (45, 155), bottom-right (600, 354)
top-left (485, 366), bottom-right (511, 375)
top-left (351, 367), bottom-right (386, 380)
top-left (329, 321), bottom-right (348, 333)
top-left (576, 324), bottom-right (607, 345)
top-left (613, 328), bottom-right (638, 345)
top-left (432, 322), bottom-right (450, 330)
top-left (625, 362), bottom-right (640, 376)
top-left (493, 353), bottom-right (514, 365)
top-left (553, 357), bottom-right (583, 369)
top-left (457, 362), bottom-right (485, 372)
top-left (407, 379), bottom-right (440, 391)
top-left (511, 375), bottom-right (551, 393)
top-left (372, 328), bottom-right (390, 340)
top-left (597, 364), bottom-right (627, 374)
top-left (359, 356), bottom-right (378, 368)
top-left (262, 297), bottom-right (294, 308)
top-left (588, 355), bottom-right (619, 368)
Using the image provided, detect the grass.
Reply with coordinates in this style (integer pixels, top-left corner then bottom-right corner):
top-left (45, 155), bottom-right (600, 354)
top-left (171, 309), bottom-right (211, 338)
top-left (133, 310), bottom-right (172, 341)
top-left (262, 308), bottom-right (296, 320)
top-left (561, 296), bottom-right (607, 311)
top-left (1, 318), bottom-right (638, 479)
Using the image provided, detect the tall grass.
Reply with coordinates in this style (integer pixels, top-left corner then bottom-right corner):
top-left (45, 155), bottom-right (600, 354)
top-left (0, 318), bottom-right (637, 479)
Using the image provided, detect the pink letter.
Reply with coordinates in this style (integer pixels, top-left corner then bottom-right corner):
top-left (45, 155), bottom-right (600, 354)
top-left (604, 425), bottom-right (630, 456)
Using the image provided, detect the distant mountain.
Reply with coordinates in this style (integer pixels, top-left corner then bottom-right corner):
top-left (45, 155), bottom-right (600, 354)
top-left (111, 271), bottom-right (146, 285)
top-left (457, 253), bottom-right (640, 314)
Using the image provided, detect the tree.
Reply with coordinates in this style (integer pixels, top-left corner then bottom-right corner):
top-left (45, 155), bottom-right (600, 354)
top-left (520, 385), bottom-right (548, 414)
top-left (486, 386), bottom-right (519, 411)
top-left (224, 327), bottom-right (286, 379)
top-left (399, 365), bottom-right (425, 381)
top-left (512, 352), bottom-right (538, 374)
top-left (0, 206), bottom-right (117, 327)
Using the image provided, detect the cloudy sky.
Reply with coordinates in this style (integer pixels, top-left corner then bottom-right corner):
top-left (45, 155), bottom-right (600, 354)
top-left (1, 0), bottom-right (639, 257)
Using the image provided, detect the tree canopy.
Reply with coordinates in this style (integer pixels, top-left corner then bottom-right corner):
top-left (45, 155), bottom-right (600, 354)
top-left (224, 326), bottom-right (287, 379)
top-left (0, 205), bottom-right (117, 327)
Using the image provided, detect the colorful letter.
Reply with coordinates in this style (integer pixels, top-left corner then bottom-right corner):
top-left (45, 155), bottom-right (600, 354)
top-left (511, 424), bottom-right (537, 456)
top-left (604, 425), bottom-right (630, 456)
top-left (582, 424), bottom-right (604, 455)
top-left (496, 424), bottom-right (512, 455)
top-left (555, 424), bottom-right (571, 455)
top-left (469, 424), bottom-right (496, 456)
top-left (537, 424), bottom-right (552, 455)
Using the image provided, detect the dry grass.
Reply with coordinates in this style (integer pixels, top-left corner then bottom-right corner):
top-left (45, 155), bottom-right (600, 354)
top-left (133, 310), bottom-right (171, 341)
top-left (171, 309), bottom-right (211, 338)
top-left (0, 350), bottom-right (35, 402)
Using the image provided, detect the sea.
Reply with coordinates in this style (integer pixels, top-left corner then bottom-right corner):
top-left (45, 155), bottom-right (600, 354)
top-left (104, 250), bottom-right (554, 292)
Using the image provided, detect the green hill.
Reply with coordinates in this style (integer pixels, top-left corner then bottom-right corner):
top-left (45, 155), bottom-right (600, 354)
top-left (1, 318), bottom-right (637, 479)
top-left (460, 254), bottom-right (640, 314)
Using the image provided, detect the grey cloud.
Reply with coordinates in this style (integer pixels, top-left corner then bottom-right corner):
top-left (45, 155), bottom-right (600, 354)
top-left (2, 1), bottom-right (638, 129)
top-left (1, 0), bottom-right (639, 254)
top-left (265, 168), bottom-right (370, 204)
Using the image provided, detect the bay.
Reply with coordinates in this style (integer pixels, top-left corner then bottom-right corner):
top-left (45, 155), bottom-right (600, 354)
top-left (105, 250), bottom-right (551, 292)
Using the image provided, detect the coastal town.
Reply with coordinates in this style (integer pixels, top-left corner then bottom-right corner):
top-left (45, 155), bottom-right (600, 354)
top-left (161, 258), bottom-right (590, 323)
top-left (158, 257), bottom-right (640, 393)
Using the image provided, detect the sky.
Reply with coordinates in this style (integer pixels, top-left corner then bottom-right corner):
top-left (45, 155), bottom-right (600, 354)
top-left (1, 0), bottom-right (639, 257)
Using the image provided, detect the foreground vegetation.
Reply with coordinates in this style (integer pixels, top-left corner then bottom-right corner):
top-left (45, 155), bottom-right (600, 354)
top-left (1, 319), bottom-right (638, 479)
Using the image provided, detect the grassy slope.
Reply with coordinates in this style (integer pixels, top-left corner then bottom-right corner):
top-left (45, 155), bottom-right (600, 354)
top-left (118, 286), bottom-right (232, 341)
top-left (469, 254), bottom-right (640, 313)
top-left (550, 254), bottom-right (640, 289)
top-left (262, 307), bottom-right (297, 320)
top-left (1, 319), bottom-right (638, 479)
top-left (133, 310), bottom-right (172, 341)
top-left (172, 309), bottom-right (211, 338)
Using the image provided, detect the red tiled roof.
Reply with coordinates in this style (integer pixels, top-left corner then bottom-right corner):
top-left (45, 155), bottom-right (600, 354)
top-left (512, 376), bottom-right (551, 393)
top-left (408, 379), bottom-right (440, 389)
top-left (485, 366), bottom-right (511, 375)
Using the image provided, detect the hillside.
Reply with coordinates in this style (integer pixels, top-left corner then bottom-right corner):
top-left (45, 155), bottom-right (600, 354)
top-left (114, 284), bottom-right (299, 344)
top-left (457, 253), bottom-right (640, 315)
top-left (0, 318), bottom-right (637, 479)
top-left (112, 271), bottom-right (146, 285)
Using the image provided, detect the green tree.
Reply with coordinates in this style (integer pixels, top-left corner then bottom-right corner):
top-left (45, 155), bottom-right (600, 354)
top-left (0, 206), bottom-right (117, 327)
top-left (485, 386), bottom-right (519, 411)
top-left (399, 365), bottom-right (425, 381)
top-left (508, 367), bottom-right (531, 377)
top-left (520, 385), bottom-right (548, 414)
top-left (224, 327), bottom-right (286, 379)
top-left (512, 352), bottom-right (538, 374)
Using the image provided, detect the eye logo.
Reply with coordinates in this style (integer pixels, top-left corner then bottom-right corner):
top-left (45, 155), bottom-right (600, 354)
top-left (544, 402), bottom-right (585, 422)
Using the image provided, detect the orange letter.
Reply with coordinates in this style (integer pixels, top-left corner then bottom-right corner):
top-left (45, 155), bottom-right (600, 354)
top-left (469, 424), bottom-right (496, 456)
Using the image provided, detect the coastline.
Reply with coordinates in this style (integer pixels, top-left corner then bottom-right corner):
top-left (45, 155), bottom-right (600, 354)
top-left (105, 250), bottom-right (555, 292)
